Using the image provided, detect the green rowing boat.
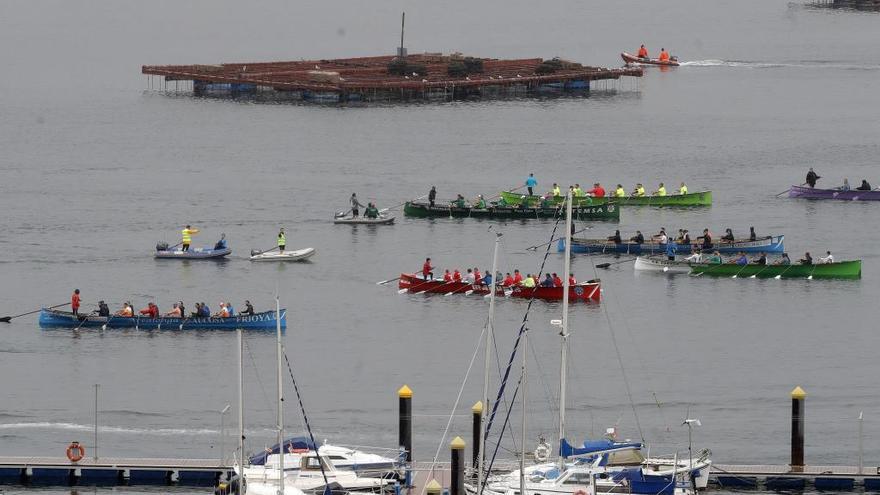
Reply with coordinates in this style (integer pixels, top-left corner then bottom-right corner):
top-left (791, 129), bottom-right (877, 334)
top-left (403, 201), bottom-right (619, 220)
top-left (688, 260), bottom-right (861, 279)
top-left (499, 190), bottom-right (712, 207)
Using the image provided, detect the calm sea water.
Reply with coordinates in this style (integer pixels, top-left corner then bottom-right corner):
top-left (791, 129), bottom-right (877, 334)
top-left (1, 1), bottom-right (879, 494)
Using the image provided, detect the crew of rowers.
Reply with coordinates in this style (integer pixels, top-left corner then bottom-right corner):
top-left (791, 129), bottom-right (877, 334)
top-left (537, 181), bottom-right (688, 199)
top-left (606, 226), bottom-right (763, 248)
top-left (681, 250), bottom-right (832, 266)
top-left (76, 295), bottom-right (256, 319)
top-left (422, 259), bottom-right (579, 287)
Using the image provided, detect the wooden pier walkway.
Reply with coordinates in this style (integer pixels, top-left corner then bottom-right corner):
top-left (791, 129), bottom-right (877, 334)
top-left (0, 456), bottom-right (231, 486)
top-left (710, 464), bottom-right (880, 491)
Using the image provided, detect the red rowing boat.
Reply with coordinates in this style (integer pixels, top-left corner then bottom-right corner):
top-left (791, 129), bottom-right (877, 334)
top-left (397, 273), bottom-right (601, 302)
top-left (621, 52), bottom-right (680, 67)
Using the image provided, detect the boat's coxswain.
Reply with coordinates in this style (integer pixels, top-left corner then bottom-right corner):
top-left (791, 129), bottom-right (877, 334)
top-left (422, 258), bottom-right (435, 280)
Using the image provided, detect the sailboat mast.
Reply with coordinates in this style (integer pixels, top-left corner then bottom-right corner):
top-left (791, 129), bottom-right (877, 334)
top-left (519, 327), bottom-right (528, 495)
top-left (238, 328), bottom-right (245, 470)
top-left (276, 298), bottom-right (284, 494)
top-left (478, 232), bottom-right (502, 493)
top-left (558, 192), bottom-right (573, 469)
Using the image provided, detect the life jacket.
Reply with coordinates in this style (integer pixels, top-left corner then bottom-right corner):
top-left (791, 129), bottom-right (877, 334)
top-left (657, 186), bottom-right (667, 196)
top-left (553, 186), bottom-right (561, 196)
top-left (278, 234), bottom-right (286, 246)
top-left (615, 187), bottom-right (625, 197)
top-left (680, 185), bottom-right (688, 194)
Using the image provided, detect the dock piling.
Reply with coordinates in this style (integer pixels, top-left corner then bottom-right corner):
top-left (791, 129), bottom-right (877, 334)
top-left (450, 437), bottom-right (465, 495)
top-left (426, 479), bottom-right (442, 495)
top-left (791, 386), bottom-right (806, 471)
top-left (398, 384), bottom-right (413, 487)
top-left (471, 401), bottom-right (482, 469)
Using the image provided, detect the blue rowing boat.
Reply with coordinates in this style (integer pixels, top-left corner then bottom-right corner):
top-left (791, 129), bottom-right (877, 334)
top-left (558, 235), bottom-right (785, 255)
top-left (38, 308), bottom-right (285, 330)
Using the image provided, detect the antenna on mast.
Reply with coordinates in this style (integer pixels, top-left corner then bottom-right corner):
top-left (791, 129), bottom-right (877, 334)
top-left (398, 12), bottom-right (407, 58)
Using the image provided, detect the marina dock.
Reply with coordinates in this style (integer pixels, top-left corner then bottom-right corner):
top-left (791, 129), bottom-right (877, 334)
top-left (0, 456), bottom-right (230, 487)
top-left (709, 463), bottom-right (880, 490)
top-left (141, 53), bottom-right (643, 103)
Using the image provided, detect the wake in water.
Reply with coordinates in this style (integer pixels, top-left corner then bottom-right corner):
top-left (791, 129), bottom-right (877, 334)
top-left (680, 59), bottom-right (880, 70)
top-left (0, 421), bottom-right (220, 436)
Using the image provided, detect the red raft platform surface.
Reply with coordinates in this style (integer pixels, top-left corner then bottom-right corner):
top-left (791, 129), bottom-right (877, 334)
top-left (397, 273), bottom-right (601, 302)
top-left (142, 53), bottom-right (643, 103)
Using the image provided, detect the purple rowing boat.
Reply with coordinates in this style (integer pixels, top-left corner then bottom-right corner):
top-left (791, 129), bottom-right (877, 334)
top-left (788, 185), bottom-right (880, 201)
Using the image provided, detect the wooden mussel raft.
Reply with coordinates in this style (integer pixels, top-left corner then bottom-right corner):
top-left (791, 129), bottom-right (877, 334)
top-left (688, 260), bottom-right (862, 279)
top-left (396, 273), bottom-right (601, 302)
top-left (499, 190), bottom-right (712, 207)
top-left (403, 201), bottom-right (618, 221)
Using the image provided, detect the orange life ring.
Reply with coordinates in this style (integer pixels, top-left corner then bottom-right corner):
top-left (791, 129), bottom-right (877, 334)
top-left (66, 441), bottom-right (85, 462)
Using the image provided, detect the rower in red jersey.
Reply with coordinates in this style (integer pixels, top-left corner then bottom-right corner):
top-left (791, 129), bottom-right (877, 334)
top-left (422, 258), bottom-right (435, 280)
top-left (513, 269), bottom-right (523, 284)
top-left (453, 269), bottom-right (462, 282)
top-left (443, 269), bottom-right (453, 282)
top-left (552, 273), bottom-right (563, 287)
top-left (568, 273), bottom-right (577, 286)
top-left (473, 267), bottom-right (482, 284)
top-left (502, 272), bottom-right (514, 286)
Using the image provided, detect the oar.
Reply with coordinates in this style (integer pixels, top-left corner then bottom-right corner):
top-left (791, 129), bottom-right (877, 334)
top-left (730, 263), bottom-right (751, 279)
top-left (596, 258), bottom-right (636, 269)
top-left (1, 302), bottom-right (69, 323)
top-left (74, 310), bottom-right (98, 332)
top-left (525, 227), bottom-right (593, 251)
top-left (417, 278), bottom-right (458, 295)
top-left (807, 263), bottom-right (819, 280)
top-left (774, 264), bottom-right (795, 280)
top-left (380, 194), bottom-right (428, 214)
top-left (775, 183), bottom-right (806, 197)
top-left (376, 276), bottom-right (402, 285)
top-left (251, 246), bottom-right (280, 256)
top-left (444, 283), bottom-right (474, 296)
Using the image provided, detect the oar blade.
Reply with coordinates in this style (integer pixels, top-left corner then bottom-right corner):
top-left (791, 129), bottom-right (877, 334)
top-left (596, 263), bottom-right (611, 269)
top-left (0, 317), bottom-right (11, 323)
top-left (397, 288), bottom-right (410, 294)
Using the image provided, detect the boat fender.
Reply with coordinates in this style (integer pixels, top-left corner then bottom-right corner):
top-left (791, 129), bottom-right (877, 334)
top-left (156, 242), bottom-right (169, 251)
top-left (534, 441), bottom-right (551, 462)
top-left (66, 441), bottom-right (85, 462)
top-left (573, 490), bottom-right (588, 495)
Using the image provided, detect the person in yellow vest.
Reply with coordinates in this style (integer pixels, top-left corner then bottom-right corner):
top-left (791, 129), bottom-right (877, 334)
top-left (615, 184), bottom-right (626, 197)
top-left (277, 228), bottom-right (286, 253)
top-left (552, 183), bottom-right (561, 197)
top-left (678, 182), bottom-right (688, 195)
top-left (181, 225), bottom-right (199, 252)
top-left (632, 183), bottom-right (646, 197)
top-left (521, 274), bottom-right (536, 288)
top-left (573, 184), bottom-right (584, 197)
top-left (654, 183), bottom-right (667, 196)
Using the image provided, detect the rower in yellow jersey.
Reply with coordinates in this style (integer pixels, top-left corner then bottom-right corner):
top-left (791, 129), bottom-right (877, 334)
top-left (632, 183), bottom-right (646, 197)
top-left (679, 182), bottom-right (688, 195)
top-left (573, 184), bottom-right (584, 197)
top-left (615, 184), bottom-right (626, 197)
top-left (181, 225), bottom-right (200, 252)
top-left (654, 183), bottom-right (667, 196)
top-left (552, 183), bottom-right (561, 197)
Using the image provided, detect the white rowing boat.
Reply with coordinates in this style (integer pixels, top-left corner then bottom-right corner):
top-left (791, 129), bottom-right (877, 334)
top-left (249, 247), bottom-right (316, 262)
top-left (633, 256), bottom-right (690, 274)
top-left (333, 215), bottom-right (395, 225)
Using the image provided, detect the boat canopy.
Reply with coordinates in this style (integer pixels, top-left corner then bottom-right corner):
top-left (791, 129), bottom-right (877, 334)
top-left (249, 436), bottom-right (317, 465)
top-left (559, 437), bottom-right (643, 458)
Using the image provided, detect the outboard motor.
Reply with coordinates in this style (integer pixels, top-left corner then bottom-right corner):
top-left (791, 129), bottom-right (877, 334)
top-left (156, 242), bottom-right (169, 251)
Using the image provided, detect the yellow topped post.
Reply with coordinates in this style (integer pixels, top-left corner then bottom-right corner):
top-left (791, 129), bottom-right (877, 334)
top-left (425, 479), bottom-right (442, 495)
top-left (398, 384), bottom-right (413, 398)
top-left (450, 437), bottom-right (466, 495)
top-left (790, 386), bottom-right (806, 471)
top-left (471, 401), bottom-right (483, 468)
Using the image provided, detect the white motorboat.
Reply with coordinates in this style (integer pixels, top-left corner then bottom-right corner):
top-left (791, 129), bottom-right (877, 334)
top-left (250, 247), bottom-right (316, 262)
top-left (248, 437), bottom-right (399, 478)
top-left (242, 452), bottom-right (391, 494)
top-left (633, 256), bottom-right (690, 274)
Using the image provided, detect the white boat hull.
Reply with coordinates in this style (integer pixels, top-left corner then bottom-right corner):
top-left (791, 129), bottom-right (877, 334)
top-left (634, 256), bottom-right (690, 274)
top-left (250, 248), bottom-right (316, 262)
